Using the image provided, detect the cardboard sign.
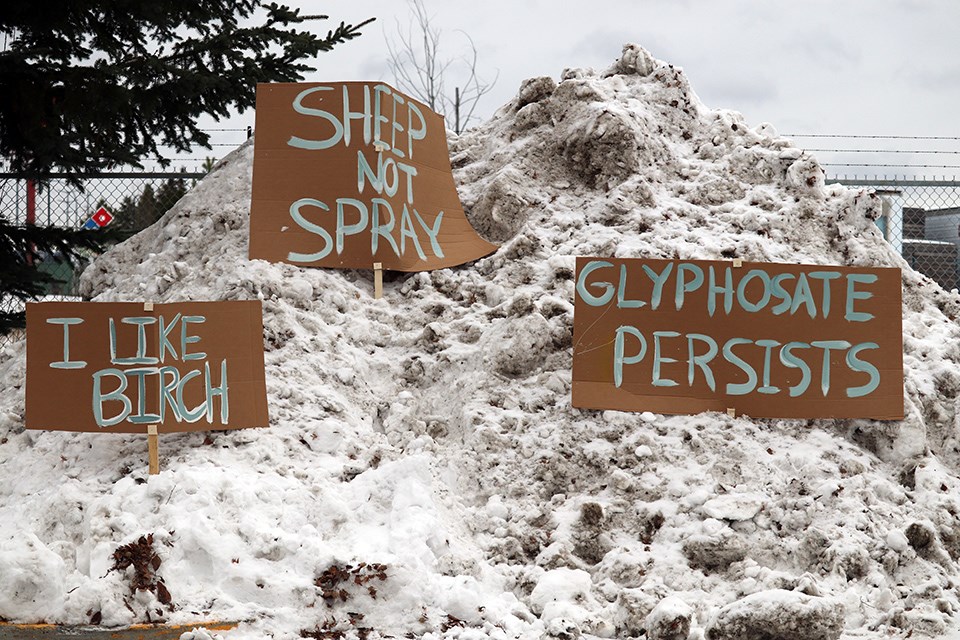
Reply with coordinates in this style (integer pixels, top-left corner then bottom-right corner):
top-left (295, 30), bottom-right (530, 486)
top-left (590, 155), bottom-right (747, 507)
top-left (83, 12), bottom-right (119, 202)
top-left (26, 301), bottom-right (268, 433)
top-left (249, 82), bottom-right (497, 271)
top-left (573, 257), bottom-right (904, 419)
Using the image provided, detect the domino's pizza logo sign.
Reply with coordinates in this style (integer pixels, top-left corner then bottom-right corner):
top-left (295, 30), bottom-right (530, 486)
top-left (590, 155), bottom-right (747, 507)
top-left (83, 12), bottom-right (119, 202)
top-left (83, 206), bottom-right (114, 230)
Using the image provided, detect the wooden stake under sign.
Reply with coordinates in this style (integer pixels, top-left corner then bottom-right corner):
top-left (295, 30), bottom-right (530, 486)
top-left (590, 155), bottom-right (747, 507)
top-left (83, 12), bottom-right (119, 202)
top-left (147, 424), bottom-right (159, 475)
top-left (373, 262), bottom-right (383, 299)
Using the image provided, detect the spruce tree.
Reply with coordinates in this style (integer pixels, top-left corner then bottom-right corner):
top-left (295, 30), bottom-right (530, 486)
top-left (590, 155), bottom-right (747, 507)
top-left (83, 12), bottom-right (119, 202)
top-left (0, 1), bottom-right (373, 332)
top-left (0, 217), bottom-right (104, 332)
top-left (111, 174), bottom-right (191, 240)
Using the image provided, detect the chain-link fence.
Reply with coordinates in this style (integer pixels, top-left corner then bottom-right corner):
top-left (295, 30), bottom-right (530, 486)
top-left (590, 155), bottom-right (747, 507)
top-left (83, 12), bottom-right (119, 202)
top-left (0, 171), bottom-right (205, 347)
top-left (827, 177), bottom-right (960, 291)
top-left (3, 172), bottom-right (959, 350)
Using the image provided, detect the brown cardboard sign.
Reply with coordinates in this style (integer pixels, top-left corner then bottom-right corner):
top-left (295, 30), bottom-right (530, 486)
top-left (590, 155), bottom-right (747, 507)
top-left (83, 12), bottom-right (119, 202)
top-left (572, 257), bottom-right (904, 419)
top-left (26, 301), bottom-right (268, 433)
top-left (249, 82), bottom-right (497, 271)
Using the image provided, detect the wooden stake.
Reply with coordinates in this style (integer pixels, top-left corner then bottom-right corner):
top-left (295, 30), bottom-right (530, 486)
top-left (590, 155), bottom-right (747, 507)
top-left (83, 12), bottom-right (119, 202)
top-left (373, 262), bottom-right (383, 299)
top-left (147, 424), bottom-right (159, 475)
top-left (726, 408), bottom-right (736, 418)
top-left (732, 259), bottom-right (743, 268)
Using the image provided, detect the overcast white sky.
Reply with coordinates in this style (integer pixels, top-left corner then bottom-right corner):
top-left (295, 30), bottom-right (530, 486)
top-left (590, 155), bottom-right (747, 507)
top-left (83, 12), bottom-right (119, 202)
top-left (193, 0), bottom-right (960, 180)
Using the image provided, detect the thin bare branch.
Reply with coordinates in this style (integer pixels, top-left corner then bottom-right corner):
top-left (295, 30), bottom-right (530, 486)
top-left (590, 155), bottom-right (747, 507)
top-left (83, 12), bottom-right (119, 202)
top-left (384, 0), bottom-right (497, 133)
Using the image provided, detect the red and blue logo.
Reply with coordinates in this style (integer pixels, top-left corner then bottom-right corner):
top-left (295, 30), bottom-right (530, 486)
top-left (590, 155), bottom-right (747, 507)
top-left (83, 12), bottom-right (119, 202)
top-left (82, 206), bottom-right (114, 230)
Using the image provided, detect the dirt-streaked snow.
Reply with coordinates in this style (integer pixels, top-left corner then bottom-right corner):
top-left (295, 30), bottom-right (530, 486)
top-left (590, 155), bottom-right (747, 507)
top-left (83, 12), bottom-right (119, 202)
top-left (4, 44), bottom-right (960, 639)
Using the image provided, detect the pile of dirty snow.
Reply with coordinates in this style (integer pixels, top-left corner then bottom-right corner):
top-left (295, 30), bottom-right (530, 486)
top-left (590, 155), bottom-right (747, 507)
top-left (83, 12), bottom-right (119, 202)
top-left (4, 44), bottom-right (960, 639)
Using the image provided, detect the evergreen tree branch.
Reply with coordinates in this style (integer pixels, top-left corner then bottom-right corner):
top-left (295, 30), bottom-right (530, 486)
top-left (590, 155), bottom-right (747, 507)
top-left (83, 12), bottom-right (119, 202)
top-left (0, 1), bottom-right (373, 334)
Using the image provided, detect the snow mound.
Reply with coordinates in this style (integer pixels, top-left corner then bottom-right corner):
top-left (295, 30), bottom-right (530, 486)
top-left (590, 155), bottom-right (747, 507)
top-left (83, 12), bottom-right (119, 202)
top-left (705, 589), bottom-right (844, 640)
top-left (3, 43), bottom-right (960, 638)
top-left (645, 595), bottom-right (693, 640)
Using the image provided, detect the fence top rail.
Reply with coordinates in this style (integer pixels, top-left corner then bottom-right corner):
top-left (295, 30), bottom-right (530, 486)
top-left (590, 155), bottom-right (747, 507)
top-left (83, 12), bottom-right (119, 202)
top-left (827, 178), bottom-right (960, 188)
top-left (2, 173), bottom-right (954, 186)
top-left (0, 172), bottom-right (207, 179)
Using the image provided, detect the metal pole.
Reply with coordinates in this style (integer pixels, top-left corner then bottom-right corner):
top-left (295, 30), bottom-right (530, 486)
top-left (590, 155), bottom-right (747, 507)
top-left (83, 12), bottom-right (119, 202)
top-left (25, 179), bottom-right (36, 266)
top-left (26, 179), bottom-right (35, 225)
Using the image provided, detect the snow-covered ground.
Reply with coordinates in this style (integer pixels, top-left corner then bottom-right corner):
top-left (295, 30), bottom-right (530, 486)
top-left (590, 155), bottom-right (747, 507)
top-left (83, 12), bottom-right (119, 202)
top-left (4, 44), bottom-right (960, 639)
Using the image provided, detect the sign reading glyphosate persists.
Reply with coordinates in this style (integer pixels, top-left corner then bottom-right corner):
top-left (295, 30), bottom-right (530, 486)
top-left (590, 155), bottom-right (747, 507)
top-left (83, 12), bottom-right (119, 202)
top-left (573, 257), bottom-right (904, 419)
top-left (249, 82), bottom-right (497, 271)
top-left (26, 301), bottom-right (269, 433)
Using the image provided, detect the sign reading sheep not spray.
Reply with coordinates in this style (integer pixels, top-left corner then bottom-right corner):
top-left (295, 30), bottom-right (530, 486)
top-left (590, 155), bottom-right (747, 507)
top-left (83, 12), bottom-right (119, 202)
top-left (26, 300), bottom-right (268, 433)
top-left (248, 82), bottom-right (497, 271)
top-left (572, 257), bottom-right (903, 419)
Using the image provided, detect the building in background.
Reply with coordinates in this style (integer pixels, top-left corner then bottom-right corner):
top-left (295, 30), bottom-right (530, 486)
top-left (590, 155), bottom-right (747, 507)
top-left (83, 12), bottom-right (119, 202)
top-left (901, 206), bottom-right (960, 291)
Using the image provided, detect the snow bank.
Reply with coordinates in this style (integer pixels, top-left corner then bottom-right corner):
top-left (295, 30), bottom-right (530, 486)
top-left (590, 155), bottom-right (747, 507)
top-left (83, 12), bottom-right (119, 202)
top-left (3, 43), bottom-right (960, 638)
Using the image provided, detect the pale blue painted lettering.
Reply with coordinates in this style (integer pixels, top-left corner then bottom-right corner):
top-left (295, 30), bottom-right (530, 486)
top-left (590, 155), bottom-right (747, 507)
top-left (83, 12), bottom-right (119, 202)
top-left (617, 263), bottom-right (644, 309)
top-left (736, 269), bottom-right (771, 313)
top-left (358, 151), bottom-right (417, 203)
top-left (288, 198), bottom-right (333, 262)
top-left (341, 84), bottom-right (371, 147)
top-left (412, 208), bottom-right (444, 258)
top-left (93, 368), bottom-right (131, 428)
top-left (652, 331), bottom-right (680, 387)
top-left (113, 317), bottom-right (157, 365)
top-left (399, 204), bottom-right (426, 260)
top-left (845, 273), bottom-right (877, 322)
top-left (780, 342), bottom-right (811, 397)
top-left (371, 198), bottom-right (401, 257)
top-left (614, 326), bottom-right (647, 388)
top-left (390, 92), bottom-right (406, 158)
top-left (675, 263), bottom-right (704, 310)
top-left (159, 366), bottom-right (180, 422)
top-left (687, 333), bottom-right (718, 391)
top-left (790, 274), bottom-right (816, 318)
top-left (158, 313), bottom-right (180, 363)
top-left (808, 271), bottom-right (841, 319)
top-left (288, 86), bottom-right (342, 150)
top-left (126, 367), bottom-right (160, 424)
top-left (755, 339), bottom-right (780, 394)
top-left (576, 261), bottom-right (615, 306)
top-left (723, 338), bottom-right (757, 395)
top-left (642, 262), bottom-right (674, 311)
top-left (336, 198), bottom-right (369, 255)
top-left (811, 340), bottom-right (852, 396)
top-left (770, 273), bottom-right (795, 315)
top-left (176, 369), bottom-right (206, 423)
top-left (707, 266), bottom-right (734, 317)
top-left (846, 342), bottom-right (881, 398)
top-left (205, 360), bottom-right (229, 424)
top-left (407, 102), bottom-right (426, 159)
top-left (181, 316), bottom-right (206, 361)
top-left (398, 161), bottom-right (418, 203)
top-left (109, 318), bottom-right (117, 362)
top-left (47, 317), bottom-right (86, 369)
top-left (373, 84), bottom-right (392, 149)
top-left (381, 156), bottom-right (399, 197)
top-left (357, 149), bottom-right (381, 194)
